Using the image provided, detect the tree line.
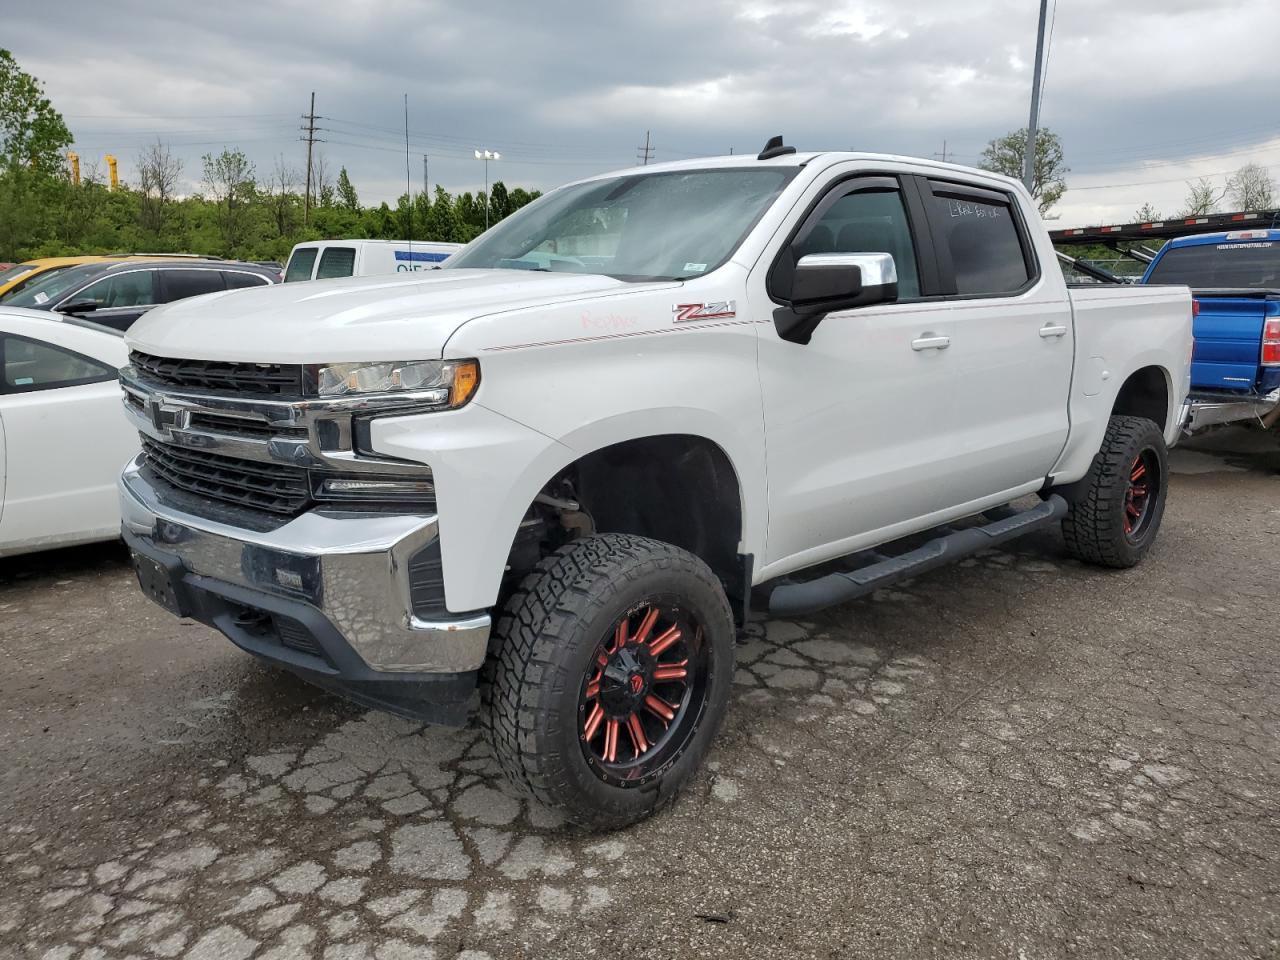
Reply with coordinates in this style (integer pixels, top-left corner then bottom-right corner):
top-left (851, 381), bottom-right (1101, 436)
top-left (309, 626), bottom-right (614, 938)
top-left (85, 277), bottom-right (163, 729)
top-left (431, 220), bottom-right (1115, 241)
top-left (0, 49), bottom-right (540, 263)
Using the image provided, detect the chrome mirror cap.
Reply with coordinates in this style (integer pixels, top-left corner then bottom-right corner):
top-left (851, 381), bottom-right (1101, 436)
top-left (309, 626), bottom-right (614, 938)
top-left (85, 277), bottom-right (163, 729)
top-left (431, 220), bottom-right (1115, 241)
top-left (796, 251), bottom-right (897, 287)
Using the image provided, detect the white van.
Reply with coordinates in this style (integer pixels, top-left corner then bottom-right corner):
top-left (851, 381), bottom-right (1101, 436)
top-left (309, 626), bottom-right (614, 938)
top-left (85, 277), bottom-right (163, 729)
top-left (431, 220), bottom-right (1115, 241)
top-left (283, 239), bottom-right (463, 283)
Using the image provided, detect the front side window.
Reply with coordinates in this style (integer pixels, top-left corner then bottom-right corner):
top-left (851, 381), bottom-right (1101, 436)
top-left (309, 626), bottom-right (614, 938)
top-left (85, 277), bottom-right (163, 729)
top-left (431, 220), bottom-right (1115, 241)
top-left (798, 188), bottom-right (922, 298)
top-left (447, 168), bottom-right (797, 282)
top-left (1, 335), bottom-right (115, 393)
top-left (162, 269), bottom-right (226, 302)
top-left (927, 187), bottom-right (1032, 296)
top-left (316, 247), bottom-right (356, 279)
top-left (72, 271), bottom-right (158, 309)
top-left (284, 248), bottom-right (318, 282)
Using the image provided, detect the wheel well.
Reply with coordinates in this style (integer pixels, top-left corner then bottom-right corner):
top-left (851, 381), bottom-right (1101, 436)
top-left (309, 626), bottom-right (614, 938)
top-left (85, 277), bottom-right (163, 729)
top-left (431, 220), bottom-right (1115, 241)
top-left (508, 435), bottom-right (747, 617)
top-left (1111, 366), bottom-right (1170, 433)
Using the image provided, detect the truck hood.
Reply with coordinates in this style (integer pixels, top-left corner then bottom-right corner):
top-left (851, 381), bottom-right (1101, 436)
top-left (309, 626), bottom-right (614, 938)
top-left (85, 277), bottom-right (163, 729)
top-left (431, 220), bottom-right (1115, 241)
top-left (126, 269), bottom-right (662, 362)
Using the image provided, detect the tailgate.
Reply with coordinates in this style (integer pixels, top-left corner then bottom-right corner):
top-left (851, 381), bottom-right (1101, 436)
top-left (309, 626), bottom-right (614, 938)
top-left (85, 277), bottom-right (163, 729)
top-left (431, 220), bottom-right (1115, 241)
top-left (1190, 290), bottom-right (1280, 392)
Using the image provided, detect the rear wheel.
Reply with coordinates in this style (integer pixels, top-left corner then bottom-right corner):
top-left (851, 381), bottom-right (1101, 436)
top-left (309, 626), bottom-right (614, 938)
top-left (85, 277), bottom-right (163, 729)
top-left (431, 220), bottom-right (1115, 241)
top-left (481, 534), bottom-right (735, 830)
top-left (1061, 415), bottom-right (1168, 568)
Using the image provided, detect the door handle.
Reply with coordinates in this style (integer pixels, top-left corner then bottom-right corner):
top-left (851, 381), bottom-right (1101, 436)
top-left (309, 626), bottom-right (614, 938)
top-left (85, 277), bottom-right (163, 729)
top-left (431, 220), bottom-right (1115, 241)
top-left (1039, 323), bottom-right (1069, 338)
top-left (911, 335), bottom-right (950, 351)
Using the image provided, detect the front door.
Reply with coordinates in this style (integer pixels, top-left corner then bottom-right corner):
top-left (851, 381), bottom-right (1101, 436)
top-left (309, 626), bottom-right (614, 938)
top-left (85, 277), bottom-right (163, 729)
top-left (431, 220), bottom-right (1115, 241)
top-left (754, 174), bottom-right (965, 571)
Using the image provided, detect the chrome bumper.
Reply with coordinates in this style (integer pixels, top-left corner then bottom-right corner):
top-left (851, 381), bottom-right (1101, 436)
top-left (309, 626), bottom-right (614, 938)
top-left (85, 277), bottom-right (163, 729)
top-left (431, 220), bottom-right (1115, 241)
top-left (119, 457), bottom-right (489, 673)
top-left (1183, 388), bottom-right (1280, 435)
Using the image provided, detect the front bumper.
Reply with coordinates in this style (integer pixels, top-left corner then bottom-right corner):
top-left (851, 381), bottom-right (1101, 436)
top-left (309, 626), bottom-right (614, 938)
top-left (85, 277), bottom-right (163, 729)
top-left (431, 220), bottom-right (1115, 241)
top-left (119, 457), bottom-right (491, 724)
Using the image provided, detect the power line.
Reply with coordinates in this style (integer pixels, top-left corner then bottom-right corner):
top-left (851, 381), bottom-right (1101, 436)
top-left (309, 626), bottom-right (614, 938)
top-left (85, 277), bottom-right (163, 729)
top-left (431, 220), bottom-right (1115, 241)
top-left (1037, 0), bottom-right (1058, 117)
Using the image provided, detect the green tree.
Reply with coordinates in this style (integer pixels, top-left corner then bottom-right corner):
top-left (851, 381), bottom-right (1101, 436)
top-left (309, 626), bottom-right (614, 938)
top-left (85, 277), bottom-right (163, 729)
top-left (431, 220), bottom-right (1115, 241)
top-left (0, 49), bottom-right (72, 173)
top-left (425, 185), bottom-right (461, 242)
top-left (1132, 202), bottom-right (1161, 223)
top-left (201, 148), bottom-right (257, 254)
top-left (1226, 163), bottom-right (1275, 210)
top-left (336, 166), bottom-right (359, 211)
top-left (489, 180), bottom-right (510, 223)
top-left (1178, 177), bottom-right (1225, 217)
top-left (979, 127), bottom-right (1067, 215)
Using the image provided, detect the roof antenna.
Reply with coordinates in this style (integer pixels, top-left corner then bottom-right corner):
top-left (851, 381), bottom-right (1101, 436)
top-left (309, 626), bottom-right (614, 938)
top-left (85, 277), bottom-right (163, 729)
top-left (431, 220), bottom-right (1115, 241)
top-left (758, 135), bottom-right (796, 161)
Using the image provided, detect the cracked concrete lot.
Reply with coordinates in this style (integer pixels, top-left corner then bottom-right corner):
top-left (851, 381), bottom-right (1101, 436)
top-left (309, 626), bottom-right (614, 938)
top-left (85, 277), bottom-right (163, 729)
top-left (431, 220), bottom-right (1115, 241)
top-left (2, 428), bottom-right (1279, 960)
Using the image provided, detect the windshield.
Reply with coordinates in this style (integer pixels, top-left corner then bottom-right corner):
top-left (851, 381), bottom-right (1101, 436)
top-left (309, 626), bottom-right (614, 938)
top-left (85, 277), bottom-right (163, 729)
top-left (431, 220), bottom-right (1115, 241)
top-left (2, 264), bottom-right (103, 308)
top-left (446, 167), bottom-right (797, 281)
top-left (1147, 240), bottom-right (1280, 289)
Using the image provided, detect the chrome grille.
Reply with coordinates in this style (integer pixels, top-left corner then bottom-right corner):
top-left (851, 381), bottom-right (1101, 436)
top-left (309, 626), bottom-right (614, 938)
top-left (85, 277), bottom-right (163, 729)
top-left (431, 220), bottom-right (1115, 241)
top-left (141, 437), bottom-right (312, 515)
top-left (130, 351), bottom-right (304, 396)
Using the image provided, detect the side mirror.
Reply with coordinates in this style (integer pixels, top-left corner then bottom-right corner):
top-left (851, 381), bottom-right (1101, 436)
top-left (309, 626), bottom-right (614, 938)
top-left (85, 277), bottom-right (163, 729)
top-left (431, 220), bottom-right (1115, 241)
top-left (59, 299), bottom-right (101, 315)
top-left (791, 252), bottom-right (898, 316)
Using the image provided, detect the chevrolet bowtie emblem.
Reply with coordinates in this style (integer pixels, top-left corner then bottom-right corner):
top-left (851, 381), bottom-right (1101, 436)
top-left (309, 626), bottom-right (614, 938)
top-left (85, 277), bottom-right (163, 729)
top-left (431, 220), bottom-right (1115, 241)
top-left (148, 397), bottom-right (190, 433)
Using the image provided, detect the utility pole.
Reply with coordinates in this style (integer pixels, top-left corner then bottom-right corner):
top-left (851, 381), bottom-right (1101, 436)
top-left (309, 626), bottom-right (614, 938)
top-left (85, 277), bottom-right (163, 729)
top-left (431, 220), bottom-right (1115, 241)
top-left (423, 154), bottom-right (429, 197)
top-left (933, 140), bottom-right (951, 163)
top-left (636, 130), bottom-right (654, 165)
top-left (1023, 0), bottom-right (1050, 196)
top-left (300, 92), bottom-right (323, 225)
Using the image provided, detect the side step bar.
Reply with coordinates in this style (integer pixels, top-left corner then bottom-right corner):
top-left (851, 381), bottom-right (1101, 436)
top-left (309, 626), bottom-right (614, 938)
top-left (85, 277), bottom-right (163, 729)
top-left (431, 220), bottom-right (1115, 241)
top-left (768, 495), bottom-right (1069, 617)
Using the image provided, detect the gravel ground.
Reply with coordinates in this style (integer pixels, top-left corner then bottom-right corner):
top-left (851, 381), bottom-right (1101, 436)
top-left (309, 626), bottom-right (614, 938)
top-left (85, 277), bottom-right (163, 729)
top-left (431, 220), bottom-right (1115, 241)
top-left (2, 428), bottom-right (1278, 960)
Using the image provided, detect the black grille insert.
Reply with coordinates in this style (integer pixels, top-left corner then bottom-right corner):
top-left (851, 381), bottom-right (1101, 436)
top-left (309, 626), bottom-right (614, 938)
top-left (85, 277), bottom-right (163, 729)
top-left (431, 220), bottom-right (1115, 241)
top-left (408, 541), bottom-right (448, 618)
top-left (141, 437), bottom-right (312, 515)
top-left (131, 351), bottom-right (304, 396)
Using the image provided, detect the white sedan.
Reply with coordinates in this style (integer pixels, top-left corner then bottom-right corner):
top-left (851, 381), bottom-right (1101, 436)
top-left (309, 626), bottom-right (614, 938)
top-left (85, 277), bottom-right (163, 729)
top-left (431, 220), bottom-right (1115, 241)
top-left (0, 307), bottom-right (137, 557)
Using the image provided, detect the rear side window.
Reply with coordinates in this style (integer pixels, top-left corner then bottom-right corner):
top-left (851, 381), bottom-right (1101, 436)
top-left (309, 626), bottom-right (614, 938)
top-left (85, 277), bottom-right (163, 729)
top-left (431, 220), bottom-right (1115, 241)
top-left (316, 247), bottom-right (356, 280)
top-left (1146, 242), bottom-right (1280, 289)
top-left (284, 248), bottom-right (318, 282)
top-left (223, 271), bottom-right (270, 289)
top-left (1, 335), bottom-right (115, 393)
top-left (162, 269), bottom-right (226, 302)
top-left (927, 185), bottom-right (1033, 296)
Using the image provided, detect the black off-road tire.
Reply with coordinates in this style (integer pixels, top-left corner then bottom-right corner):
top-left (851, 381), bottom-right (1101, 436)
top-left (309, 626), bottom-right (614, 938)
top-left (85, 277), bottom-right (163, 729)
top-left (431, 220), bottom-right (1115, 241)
top-left (480, 533), bottom-right (735, 831)
top-left (1061, 415), bottom-right (1168, 568)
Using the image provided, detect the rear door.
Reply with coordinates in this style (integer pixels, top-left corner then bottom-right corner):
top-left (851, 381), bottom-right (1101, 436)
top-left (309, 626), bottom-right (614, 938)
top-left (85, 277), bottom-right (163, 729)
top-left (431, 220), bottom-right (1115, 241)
top-left (914, 177), bottom-right (1073, 501)
top-left (315, 246), bottom-right (357, 280)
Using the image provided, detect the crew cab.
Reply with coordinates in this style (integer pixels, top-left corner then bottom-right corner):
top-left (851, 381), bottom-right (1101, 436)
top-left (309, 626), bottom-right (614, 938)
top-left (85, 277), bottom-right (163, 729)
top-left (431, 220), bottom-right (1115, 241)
top-left (1141, 228), bottom-right (1280, 430)
top-left (117, 141), bottom-right (1193, 829)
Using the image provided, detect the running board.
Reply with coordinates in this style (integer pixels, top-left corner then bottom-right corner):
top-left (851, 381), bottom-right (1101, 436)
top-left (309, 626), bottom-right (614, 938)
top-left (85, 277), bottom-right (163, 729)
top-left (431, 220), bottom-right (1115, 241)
top-left (767, 495), bottom-right (1069, 617)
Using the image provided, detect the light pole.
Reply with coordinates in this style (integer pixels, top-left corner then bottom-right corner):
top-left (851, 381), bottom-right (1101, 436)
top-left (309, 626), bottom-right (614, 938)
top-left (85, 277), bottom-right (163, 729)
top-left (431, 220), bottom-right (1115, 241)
top-left (474, 149), bottom-right (501, 230)
top-left (1023, 0), bottom-right (1050, 196)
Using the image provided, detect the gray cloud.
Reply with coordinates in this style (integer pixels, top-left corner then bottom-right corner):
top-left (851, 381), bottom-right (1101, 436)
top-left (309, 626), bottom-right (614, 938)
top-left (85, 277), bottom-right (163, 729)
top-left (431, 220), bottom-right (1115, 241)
top-left (7, 0), bottom-right (1278, 225)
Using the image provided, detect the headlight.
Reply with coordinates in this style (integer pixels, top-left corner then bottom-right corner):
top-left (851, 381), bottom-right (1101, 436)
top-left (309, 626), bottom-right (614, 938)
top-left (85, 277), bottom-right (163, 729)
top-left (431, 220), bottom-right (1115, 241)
top-left (313, 359), bottom-right (480, 407)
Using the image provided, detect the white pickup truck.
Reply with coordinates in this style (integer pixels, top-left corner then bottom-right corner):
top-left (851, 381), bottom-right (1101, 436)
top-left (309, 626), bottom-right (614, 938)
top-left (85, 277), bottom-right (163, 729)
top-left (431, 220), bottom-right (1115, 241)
top-left (118, 140), bottom-right (1192, 829)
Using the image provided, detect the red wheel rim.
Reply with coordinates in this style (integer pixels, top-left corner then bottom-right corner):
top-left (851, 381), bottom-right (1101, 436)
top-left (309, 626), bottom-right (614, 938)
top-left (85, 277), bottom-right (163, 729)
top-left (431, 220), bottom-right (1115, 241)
top-left (1123, 449), bottom-right (1160, 541)
top-left (578, 600), bottom-right (708, 787)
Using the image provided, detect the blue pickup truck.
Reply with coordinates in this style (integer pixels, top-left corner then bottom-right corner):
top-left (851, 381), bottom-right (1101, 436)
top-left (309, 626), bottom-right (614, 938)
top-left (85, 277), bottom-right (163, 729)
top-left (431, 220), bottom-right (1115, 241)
top-left (1141, 229), bottom-right (1280, 429)
top-left (1052, 214), bottom-right (1280, 432)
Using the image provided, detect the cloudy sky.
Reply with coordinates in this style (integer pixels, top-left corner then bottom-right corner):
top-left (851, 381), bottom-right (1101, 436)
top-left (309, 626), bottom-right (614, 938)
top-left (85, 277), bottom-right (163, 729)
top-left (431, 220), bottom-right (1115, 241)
top-left (8, 0), bottom-right (1279, 227)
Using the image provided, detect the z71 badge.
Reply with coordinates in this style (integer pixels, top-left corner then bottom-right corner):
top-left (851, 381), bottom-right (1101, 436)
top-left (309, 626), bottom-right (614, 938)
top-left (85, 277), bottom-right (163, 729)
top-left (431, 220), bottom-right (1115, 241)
top-left (672, 300), bottom-right (736, 323)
